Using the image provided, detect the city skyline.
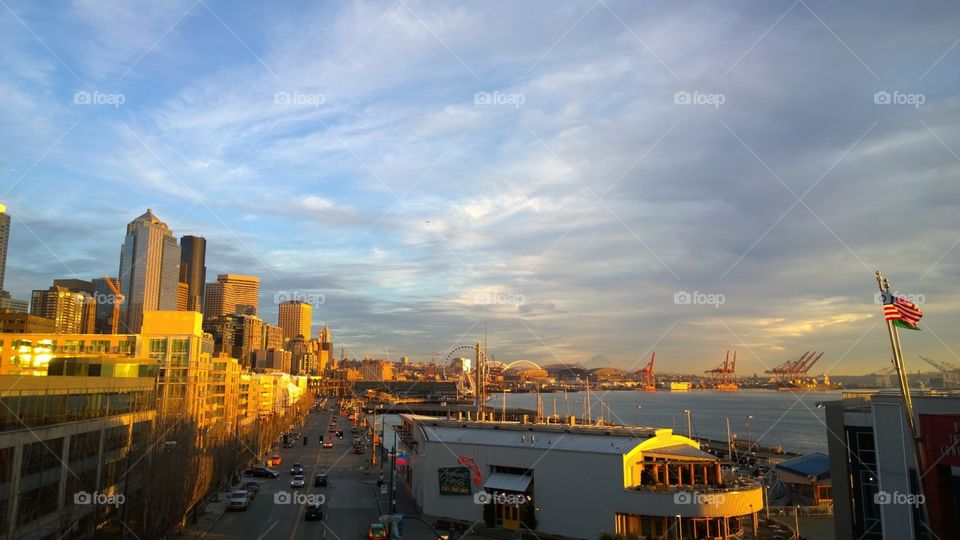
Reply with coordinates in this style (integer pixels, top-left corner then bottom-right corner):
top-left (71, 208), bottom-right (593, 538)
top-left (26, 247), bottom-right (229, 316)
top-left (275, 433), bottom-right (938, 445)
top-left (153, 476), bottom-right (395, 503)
top-left (1, 1), bottom-right (959, 374)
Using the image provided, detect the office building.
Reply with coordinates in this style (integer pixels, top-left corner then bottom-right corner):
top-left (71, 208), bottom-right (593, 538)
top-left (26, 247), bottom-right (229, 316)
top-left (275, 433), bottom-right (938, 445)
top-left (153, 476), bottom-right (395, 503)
top-left (318, 324), bottom-right (333, 373)
top-left (0, 312), bottom-right (56, 334)
top-left (203, 313), bottom-right (263, 368)
top-left (278, 300), bottom-right (311, 341)
top-left (203, 274), bottom-right (259, 320)
top-left (254, 347), bottom-right (291, 373)
top-left (30, 285), bottom-right (88, 334)
top-left (0, 203), bottom-right (9, 293)
top-left (399, 415), bottom-right (763, 538)
top-left (0, 291), bottom-right (27, 314)
top-left (0, 371), bottom-right (157, 538)
top-left (360, 358), bottom-right (395, 381)
top-left (91, 277), bottom-right (118, 333)
top-left (262, 323), bottom-right (285, 351)
top-left (49, 279), bottom-right (97, 332)
top-left (118, 210), bottom-right (181, 333)
top-left (178, 235), bottom-right (206, 312)
top-left (825, 391), bottom-right (960, 540)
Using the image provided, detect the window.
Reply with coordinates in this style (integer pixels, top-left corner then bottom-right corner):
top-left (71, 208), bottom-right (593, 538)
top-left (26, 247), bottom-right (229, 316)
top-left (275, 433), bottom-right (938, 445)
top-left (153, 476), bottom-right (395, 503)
top-left (171, 339), bottom-right (189, 353)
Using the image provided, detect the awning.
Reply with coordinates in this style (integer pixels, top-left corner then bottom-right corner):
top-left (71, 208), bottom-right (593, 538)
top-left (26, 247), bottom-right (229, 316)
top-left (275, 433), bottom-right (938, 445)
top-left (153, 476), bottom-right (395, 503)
top-left (483, 472), bottom-right (532, 493)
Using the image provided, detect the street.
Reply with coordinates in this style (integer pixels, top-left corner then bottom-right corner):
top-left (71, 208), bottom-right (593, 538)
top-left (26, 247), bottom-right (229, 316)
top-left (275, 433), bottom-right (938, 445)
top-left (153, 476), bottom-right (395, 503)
top-left (202, 407), bottom-right (387, 540)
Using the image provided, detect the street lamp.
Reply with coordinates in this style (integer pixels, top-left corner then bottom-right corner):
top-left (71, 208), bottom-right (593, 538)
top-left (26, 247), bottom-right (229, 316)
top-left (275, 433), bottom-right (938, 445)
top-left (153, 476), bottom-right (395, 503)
top-left (682, 409), bottom-right (692, 438)
top-left (745, 416), bottom-right (754, 454)
top-left (636, 405), bottom-right (642, 426)
top-left (675, 514), bottom-right (682, 540)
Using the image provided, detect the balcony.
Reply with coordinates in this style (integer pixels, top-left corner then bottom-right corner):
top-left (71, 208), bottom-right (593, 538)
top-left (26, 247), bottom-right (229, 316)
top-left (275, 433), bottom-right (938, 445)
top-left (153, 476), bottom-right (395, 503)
top-left (626, 479), bottom-right (764, 518)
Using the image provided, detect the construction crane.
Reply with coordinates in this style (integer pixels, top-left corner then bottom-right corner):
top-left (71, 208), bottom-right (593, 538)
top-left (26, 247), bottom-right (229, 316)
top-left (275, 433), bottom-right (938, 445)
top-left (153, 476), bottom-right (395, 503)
top-left (919, 356), bottom-right (960, 389)
top-left (873, 366), bottom-right (898, 388)
top-left (637, 352), bottom-right (656, 391)
top-left (766, 351), bottom-right (824, 384)
top-left (103, 276), bottom-right (124, 334)
top-left (705, 351), bottom-right (738, 391)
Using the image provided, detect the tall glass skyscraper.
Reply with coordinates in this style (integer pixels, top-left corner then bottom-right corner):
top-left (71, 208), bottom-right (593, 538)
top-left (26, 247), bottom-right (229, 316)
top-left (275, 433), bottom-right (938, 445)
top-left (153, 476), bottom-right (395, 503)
top-left (0, 203), bottom-right (10, 293)
top-left (118, 209), bottom-right (180, 333)
top-left (179, 235), bottom-right (207, 312)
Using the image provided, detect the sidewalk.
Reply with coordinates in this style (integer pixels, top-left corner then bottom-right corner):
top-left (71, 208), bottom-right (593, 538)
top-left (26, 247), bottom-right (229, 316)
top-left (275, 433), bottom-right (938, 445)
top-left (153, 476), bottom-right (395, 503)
top-left (176, 490), bottom-right (231, 538)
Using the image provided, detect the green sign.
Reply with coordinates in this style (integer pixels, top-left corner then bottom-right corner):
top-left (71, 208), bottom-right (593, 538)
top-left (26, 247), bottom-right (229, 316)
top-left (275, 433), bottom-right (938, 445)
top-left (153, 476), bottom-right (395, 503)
top-left (438, 467), bottom-right (471, 495)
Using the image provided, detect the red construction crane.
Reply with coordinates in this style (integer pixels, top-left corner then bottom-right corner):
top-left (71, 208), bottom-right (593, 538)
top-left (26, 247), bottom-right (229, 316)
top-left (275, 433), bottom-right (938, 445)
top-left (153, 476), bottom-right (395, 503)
top-left (103, 276), bottom-right (124, 334)
top-left (637, 352), bottom-right (656, 391)
top-left (704, 351), bottom-right (738, 390)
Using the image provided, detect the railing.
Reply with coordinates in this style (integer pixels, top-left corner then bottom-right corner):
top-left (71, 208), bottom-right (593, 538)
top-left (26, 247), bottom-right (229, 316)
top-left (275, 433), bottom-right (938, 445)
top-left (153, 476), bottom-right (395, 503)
top-left (769, 505), bottom-right (833, 516)
top-left (629, 479), bottom-right (761, 493)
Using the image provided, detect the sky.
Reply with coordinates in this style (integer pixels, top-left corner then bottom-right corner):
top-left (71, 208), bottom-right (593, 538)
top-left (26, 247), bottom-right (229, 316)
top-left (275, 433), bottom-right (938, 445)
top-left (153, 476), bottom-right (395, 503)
top-left (1, 0), bottom-right (958, 375)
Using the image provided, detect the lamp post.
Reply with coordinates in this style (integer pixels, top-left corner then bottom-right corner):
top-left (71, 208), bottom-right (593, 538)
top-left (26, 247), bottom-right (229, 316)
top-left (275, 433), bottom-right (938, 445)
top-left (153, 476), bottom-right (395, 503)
top-left (794, 506), bottom-right (800, 540)
top-left (683, 409), bottom-right (692, 438)
top-left (389, 427), bottom-right (398, 513)
top-left (636, 405), bottom-right (642, 426)
top-left (745, 416), bottom-right (754, 455)
top-left (675, 514), bottom-right (682, 540)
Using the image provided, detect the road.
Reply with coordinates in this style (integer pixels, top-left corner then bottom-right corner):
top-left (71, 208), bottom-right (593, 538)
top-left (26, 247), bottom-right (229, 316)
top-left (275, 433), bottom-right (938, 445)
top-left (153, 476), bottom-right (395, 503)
top-left (202, 407), bottom-right (386, 540)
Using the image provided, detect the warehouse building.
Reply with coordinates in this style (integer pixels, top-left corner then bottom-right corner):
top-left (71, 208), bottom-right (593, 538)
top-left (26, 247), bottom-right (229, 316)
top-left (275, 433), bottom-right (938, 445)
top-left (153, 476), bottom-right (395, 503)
top-left (396, 414), bottom-right (763, 538)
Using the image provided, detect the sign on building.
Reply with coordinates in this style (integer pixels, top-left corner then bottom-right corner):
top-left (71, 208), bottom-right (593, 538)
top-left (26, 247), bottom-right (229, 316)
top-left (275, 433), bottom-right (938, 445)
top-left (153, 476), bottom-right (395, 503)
top-left (438, 466), bottom-right (471, 495)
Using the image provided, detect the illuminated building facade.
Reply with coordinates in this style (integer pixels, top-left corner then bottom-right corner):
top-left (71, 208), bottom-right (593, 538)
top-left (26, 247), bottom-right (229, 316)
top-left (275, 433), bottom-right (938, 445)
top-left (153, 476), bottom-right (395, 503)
top-left (278, 300), bottom-right (311, 341)
top-left (118, 210), bottom-right (181, 333)
top-left (30, 286), bottom-right (88, 334)
top-left (0, 203), bottom-right (9, 293)
top-left (203, 274), bottom-right (259, 320)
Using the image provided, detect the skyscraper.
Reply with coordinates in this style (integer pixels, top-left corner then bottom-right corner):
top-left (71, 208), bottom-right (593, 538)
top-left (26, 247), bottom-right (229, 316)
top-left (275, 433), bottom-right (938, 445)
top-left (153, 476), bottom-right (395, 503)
top-left (179, 235), bottom-right (206, 312)
top-left (30, 286), bottom-right (87, 333)
top-left (203, 274), bottom-right (260, 320)
top-left (278, 300), bottom-right (311, 342)
top-left (118, 209), bottom-right (181, 333)
top-left (0, 204), bottom-right (10, 293)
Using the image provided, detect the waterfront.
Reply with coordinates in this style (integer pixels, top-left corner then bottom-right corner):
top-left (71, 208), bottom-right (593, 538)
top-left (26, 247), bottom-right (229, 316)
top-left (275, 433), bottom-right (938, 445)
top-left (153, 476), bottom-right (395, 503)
top-left (491, 389), bottom-right (846, 454)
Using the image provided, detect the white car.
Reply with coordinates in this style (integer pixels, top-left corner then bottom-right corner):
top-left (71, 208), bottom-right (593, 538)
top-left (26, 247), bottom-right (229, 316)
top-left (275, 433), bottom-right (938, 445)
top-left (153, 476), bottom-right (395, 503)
top-left (291, 475), bottom-right (305, 488)
top-left (228, 490), bottom-right (251, 511)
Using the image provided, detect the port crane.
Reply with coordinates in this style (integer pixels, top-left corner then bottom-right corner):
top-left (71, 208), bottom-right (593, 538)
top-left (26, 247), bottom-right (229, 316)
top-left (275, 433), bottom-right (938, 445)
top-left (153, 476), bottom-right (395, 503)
top-left (705, 350), bottom-right (738, 390)
top-left (636, 352), bottom-right (656, 391)
top-left (919, 356), bottom-right (959, 389)
top-left (103, 276), bottom-right (124, 334)
top-left (765, 351), bottom-right (823, 383)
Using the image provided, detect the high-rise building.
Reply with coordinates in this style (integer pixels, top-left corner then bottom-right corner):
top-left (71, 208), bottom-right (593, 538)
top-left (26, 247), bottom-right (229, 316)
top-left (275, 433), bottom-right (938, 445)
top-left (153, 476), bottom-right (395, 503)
top-left (0, 291), bottom-right (27, 313)
top-left (203, 274), bottom-right (259, 320)
top-left (51, 279), bottom-right (97, 333)
top-left (30, 286), bottom-right (88, 334)
top-left (91, 277), bottom-right (118, 333)
top-left (0, 203), bottom-right (9, 293)
top-left (262, 323), bottom-right (285, 351)
top-left (179, 235), bottom-right (206, 312)
top-left (118, 210), bottom-right (180, 333)
top-left (317, 324), bottom-right (333, 374)
top-left (177, 282), bottom-right (189, 311)
top-left (278, 300), bottom-right (311, 342)
top-left (203, 313), bottom-right (263, 368)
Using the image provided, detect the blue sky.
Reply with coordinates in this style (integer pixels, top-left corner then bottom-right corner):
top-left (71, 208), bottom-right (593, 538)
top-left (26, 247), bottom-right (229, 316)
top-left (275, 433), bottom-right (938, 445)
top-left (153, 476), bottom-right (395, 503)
top-left (2, 0), bottom-right (959, 374)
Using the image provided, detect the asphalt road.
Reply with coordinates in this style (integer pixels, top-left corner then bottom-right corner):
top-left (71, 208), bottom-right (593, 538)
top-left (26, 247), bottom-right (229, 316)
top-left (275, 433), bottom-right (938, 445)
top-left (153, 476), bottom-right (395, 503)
top-left (202, 407), bottom-right (386, 540)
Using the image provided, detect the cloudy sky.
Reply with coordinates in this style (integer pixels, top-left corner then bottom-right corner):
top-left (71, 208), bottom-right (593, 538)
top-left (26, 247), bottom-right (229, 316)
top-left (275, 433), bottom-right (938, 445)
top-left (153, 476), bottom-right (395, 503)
top-left (1, 0), bottom-right (958, 375)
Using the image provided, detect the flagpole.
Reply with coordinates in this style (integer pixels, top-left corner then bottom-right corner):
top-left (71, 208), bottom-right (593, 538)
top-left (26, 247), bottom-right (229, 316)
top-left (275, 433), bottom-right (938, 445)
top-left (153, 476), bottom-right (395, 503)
top-left (875, 271), bottom-right (928, 528)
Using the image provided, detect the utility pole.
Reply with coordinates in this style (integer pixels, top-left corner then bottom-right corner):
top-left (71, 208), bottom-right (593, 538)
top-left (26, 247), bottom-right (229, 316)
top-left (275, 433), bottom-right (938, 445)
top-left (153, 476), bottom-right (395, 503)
top-left (389, 428), bottom-right (398, 513)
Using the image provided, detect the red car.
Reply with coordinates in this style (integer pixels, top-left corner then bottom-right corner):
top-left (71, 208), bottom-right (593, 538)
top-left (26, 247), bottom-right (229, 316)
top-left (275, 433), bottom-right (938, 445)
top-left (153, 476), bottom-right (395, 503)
top-left (323, 441), bottom-right (333, 448)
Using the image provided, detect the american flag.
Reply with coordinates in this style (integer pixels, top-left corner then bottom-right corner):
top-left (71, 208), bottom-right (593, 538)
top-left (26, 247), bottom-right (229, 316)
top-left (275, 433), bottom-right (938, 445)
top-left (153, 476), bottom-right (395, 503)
top-left (883, 295), bottom-right (923, 329)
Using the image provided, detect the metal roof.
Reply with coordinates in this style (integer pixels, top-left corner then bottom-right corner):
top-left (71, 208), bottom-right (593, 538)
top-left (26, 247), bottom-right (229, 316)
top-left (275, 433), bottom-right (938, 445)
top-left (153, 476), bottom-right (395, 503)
top-left (418, 423), bottom-right (646, 455)
top-left (483, 472), bottom-right (533, 492)
top-left (775, 452), bottom-right (831, 480)
top-left (643, 444), bottom-right (718, 461)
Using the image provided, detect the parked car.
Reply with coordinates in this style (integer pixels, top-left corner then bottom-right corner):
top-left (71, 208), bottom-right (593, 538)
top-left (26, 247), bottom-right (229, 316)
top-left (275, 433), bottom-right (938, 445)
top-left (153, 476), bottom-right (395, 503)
top-left (244, 481), bottom-right (259, 496)
top-left (290, 463), bottom-right (304, 475)
top-left (305, 503), bottom-right (324, 521)
top-left (353, 445), bottom-right (364, 454)
top-left (227, 490), bottom-right (251, 511)
top-left (314, 473), bottom-right (328, 487)
top-left (283, 441), bottom-right (294, 448)
top-left (291, 475), bottom-right (305, 488)
top-left (367, 523), bottom-right (387, 539)
top-left (271, 454), bottom-right (282, 466)
top-left (323, 441), bottom-right (333, 448)
top-left (245, 467), bottom-right (279, 478)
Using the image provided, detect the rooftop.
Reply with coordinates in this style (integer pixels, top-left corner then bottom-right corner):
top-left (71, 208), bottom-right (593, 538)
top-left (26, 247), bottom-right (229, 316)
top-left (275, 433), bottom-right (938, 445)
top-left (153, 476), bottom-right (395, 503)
top-left (775, 452), bottom-right (831, 480)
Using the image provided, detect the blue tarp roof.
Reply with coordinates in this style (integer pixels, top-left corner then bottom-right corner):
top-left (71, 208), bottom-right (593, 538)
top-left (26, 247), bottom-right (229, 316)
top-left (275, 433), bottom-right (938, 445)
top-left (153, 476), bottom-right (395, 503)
top-left (775, 452), bottom-right (831, 480)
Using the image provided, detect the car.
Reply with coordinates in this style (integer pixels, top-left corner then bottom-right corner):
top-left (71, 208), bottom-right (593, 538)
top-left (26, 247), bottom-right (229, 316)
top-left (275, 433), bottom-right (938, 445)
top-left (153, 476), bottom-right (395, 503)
top-left (290, 463), bottom-right (304, 475)
top-left (271, 454), bottom-right (282, 466)
top-left (368, 523), bottom-right (387, 539)
top-left (305, 503), bottom-right (324, 521)
top-left (323, 441), bottom-right (333, 448)
top-left (283, 441), bottom-right (294, 448)
top-left (314, 473), bottom-right (328, 487)
top-left (227, 490), bottom-right (251, 511)
top-left (291, 475), bottom-right (305, 488)
top-left (245, 467), bottom-right (279, 478)
top-left (244, 481), bottom-right (259, 495)
top-left (354, 445), bottom-right (364, 454)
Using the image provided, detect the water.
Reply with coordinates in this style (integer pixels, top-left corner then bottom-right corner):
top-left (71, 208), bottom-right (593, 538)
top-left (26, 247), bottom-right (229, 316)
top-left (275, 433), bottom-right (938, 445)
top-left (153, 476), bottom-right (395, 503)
top-left (491, 389), bottom-right (844, 454)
